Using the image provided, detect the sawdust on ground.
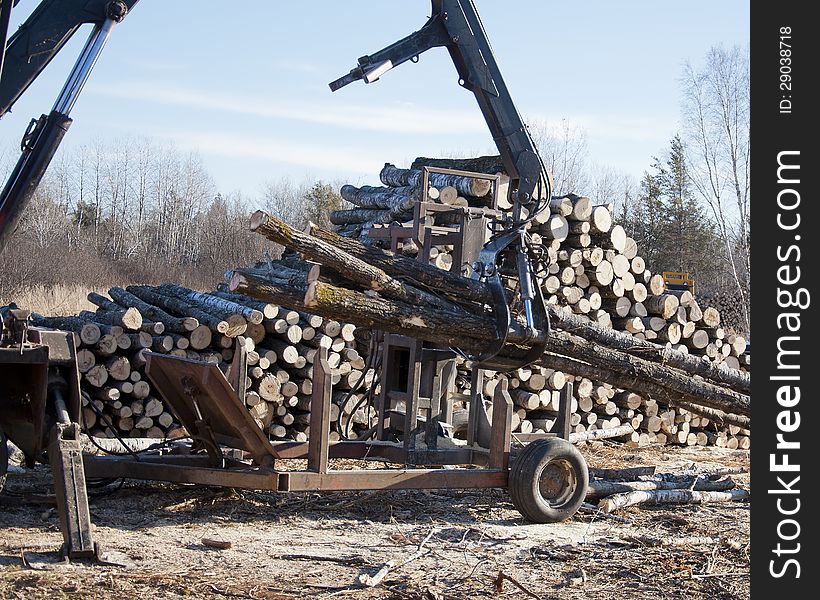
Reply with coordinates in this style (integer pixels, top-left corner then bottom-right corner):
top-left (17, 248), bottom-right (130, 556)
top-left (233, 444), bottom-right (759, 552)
top-left (0, 443), bottom-right (750, 599)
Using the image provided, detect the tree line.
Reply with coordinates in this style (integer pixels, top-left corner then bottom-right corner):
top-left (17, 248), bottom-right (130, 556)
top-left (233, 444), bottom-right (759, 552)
top-left (1, 44), bottom-right (749, 334)
top-left (532, 45), bottom-right (749, 334)
top-left (0, 137), bottom-right (344, 301)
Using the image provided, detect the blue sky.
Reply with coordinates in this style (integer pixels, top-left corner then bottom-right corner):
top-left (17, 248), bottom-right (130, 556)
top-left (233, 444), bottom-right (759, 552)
top-left (3, 1), bottom-right (750, 198)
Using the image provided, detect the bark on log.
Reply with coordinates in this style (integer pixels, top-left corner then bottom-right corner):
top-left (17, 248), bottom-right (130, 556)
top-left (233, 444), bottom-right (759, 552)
top-left (569, 423), bottom-right (634, 443)
top-left (550, 350), bottom-right (749, 417)
top-left (230, 270), bottom-right (492, 350)
top-left (212, 291), bottom-right (279, 320)
top-left (546, 306), bottom-right (749, 394)
top-left (31, 315), bottom-right (101, 345)
top-left (86, 292), bottom-right (127, 314)
top-left (92, 307), bottom-right (142, 331)
top-left (586, 477), bottom-right (737, 500)
top-left (379, 163), bottom-right (492, 197)
top-left (250, 211), bottom-right (466, 313)
top-left (233, 266), bottom-right (749, 417)
top-left (307, 223), bottom-right (493, 306)
top-left (328, 208), bottom-right (395, 226)
top-left (668, 400), bottom-right (750, 429)
top-left (109, 287), bottom-right (198, 333)
top-left (127, 285), bottom-right (229, 335)
top-left (181, 290), bottom-right (264, 324)
top-left (157, 284), bottom-right (249, 335)
top-left (411, 155), bottom-right (505, 175)
top-left (340, 183), bottom-right (418, 211)
top-left (598, 488), bottom-right (749, 513)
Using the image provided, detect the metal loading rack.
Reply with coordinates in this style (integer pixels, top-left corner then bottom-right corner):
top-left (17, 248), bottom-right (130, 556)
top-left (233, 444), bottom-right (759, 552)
top-left (82, 339), bottom-right (588, 520)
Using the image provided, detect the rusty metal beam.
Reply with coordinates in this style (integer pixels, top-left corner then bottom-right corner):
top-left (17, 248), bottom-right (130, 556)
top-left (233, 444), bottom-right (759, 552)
top-left (83, 455), bottom-right (281, 490)
top-left (280, 468), bottom-right (508, 492)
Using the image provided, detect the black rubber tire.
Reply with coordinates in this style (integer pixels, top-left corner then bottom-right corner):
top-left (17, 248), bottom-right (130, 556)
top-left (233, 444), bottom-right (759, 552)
top-left (509, 438), bottom-right (588, 523)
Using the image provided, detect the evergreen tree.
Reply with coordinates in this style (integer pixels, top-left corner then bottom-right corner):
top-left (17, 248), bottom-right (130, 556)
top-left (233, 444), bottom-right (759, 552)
top-left (630, 136), bottom-right (720, 291)
top-left (301, 181), bottom-right (343, 230)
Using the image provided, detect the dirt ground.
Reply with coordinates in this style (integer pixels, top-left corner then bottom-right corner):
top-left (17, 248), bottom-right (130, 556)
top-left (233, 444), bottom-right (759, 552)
top-left (0, 443), bottom-right (750, 600)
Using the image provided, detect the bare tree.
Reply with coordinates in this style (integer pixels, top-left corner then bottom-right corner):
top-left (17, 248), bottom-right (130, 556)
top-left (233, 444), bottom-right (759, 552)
top-left (588, 163), bottom-right (638, 215)
top-left (528, 118), bottom-right (590, 195)
top-left (260, 176), bottom-right (314, 227)
top-left (681, 44), bottom-right (750, 332)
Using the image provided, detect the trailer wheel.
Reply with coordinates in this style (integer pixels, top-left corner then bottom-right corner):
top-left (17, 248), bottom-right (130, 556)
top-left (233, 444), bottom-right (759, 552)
top-left (509, 438), bottom-right (588, 523)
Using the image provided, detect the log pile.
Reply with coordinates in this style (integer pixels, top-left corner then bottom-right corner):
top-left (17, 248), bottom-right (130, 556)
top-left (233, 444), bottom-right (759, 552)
top-left (331, 162), bottom-right (501, 245)
top-left (32, 284), bottom-right (373, 442)
top-left (26, 155), bottom-right (751, 453)
top-left (229, 155), bottom-right (750, 450)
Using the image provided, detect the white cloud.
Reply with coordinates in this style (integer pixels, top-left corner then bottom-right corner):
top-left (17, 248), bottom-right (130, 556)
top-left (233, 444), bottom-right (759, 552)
top-left (87, 82), bottom-right (486, 135)
top-left (527, 111), bottom-right (673, 144)
top-left (150, 128), bottom-right (384, 175)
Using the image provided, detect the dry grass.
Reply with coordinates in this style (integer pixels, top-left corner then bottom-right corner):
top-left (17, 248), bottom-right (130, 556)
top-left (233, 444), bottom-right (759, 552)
top-left (5, 284), bottom-right (105, 316)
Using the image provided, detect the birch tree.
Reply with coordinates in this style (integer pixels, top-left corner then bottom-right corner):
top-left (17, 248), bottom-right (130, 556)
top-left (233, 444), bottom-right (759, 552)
top-left (681, 44), bottom-right (750, 332)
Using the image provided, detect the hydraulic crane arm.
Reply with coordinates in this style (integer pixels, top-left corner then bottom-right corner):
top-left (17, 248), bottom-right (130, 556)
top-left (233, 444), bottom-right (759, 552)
top-left (0, 0), bottom-right (136, 253)
top-left (0, 0), bottom-right (139, 118)
top-left (330, 0), bottom-right (552, 369)
top-left (329, 0), bottom-right (552, 220)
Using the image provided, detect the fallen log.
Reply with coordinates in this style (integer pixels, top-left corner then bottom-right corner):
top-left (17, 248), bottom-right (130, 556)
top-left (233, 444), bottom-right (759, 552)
top-left (231, 265), bottom-right (749, 417)
top-left (598, 488), bottom-right (749, 513)
top-left (538, 352), bottom-right (749, 417)
top-left (31, 314), bottom-right (101, 345)
top-left (569, 424), bottom-right (634, 444)
top-left (339, 183), bottom-right (418, 211)
top-left (127, 285), bottom-right (230, 335)
top-left (229, 269), bottom-right (493, 350)
top-left (586, 476), bottom-right (737, 500)
top-left (668, 400), bottom-right (750, 430)
top-left (90, 307), bottom-right (142, 331)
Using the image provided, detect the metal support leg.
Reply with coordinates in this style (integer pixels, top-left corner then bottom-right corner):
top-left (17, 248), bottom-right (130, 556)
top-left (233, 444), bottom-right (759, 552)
top-left (488, 377), bottom-right (513, 470)
top-left (401, 340), bottom-right (422, 454)
top-left (48, 423), bottom-right (95, 559)
top-left (307, 347), bottom-right (332, 474)
top-left (467, 368), bottom-right (484, 446)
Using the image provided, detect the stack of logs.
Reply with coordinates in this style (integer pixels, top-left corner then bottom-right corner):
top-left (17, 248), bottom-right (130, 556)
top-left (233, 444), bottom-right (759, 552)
top-left (230, 156), bottom-right (750, 450)
top-left (29, 155), bottom-right (751, 451)
top-left (32, 284), bottom-right (374, 442)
